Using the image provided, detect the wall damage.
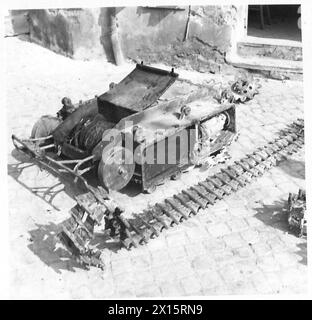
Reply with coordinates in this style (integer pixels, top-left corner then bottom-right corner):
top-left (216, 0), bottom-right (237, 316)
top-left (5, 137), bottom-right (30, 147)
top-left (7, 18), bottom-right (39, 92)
top-left (12, 6), bottom-right (239, 73)
top-left (117, 6), bottom-right (237, 73)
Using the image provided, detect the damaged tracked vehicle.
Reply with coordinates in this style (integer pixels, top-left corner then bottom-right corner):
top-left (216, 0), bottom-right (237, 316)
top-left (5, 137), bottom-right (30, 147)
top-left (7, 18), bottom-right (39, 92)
top-left (12, 63), bottom-right (263, 268)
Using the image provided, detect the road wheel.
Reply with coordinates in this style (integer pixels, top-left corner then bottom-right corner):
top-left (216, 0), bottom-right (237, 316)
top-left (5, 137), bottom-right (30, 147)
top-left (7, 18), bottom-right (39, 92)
top-left (98, 146), bottom-right (135, 191)
top-left (31, 115), bottom-right (61, 143)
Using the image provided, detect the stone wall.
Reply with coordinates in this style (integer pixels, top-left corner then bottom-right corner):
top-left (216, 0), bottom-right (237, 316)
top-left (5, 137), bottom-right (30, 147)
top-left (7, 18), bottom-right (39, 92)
top-left (21, 6), bottom-right (239, 73)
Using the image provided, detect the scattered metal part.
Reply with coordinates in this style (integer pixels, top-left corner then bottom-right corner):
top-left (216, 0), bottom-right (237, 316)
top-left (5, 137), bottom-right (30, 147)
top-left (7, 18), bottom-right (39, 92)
top-left (179, 105), bottom-right (191, 120)
top-left (219, 73), bottom-right (261, 104)
top-left (288, 189), bottom-right (306, 237)
top-left (58, 120), bottom-right (303, 268)
top-left (11, 62), bottom-right (303, 269)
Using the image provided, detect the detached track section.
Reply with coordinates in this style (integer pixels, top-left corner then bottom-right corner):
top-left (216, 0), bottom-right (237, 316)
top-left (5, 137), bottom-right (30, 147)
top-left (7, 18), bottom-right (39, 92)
top-left (118, 119), bottom-right (304, 248)
top-left (59, 119), bottom-right (304, 268)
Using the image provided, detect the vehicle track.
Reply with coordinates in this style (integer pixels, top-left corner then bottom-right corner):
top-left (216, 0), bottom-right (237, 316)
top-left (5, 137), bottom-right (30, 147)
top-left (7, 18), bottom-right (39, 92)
top-left (59, 119), bottom-right (304, 269)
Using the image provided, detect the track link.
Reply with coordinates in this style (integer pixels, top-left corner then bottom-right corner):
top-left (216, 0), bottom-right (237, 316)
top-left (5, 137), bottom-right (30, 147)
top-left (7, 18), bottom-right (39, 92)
top-left (58, 119), bottom-right (304, 268)
top-left (116, 119), bottom-right (304, 248)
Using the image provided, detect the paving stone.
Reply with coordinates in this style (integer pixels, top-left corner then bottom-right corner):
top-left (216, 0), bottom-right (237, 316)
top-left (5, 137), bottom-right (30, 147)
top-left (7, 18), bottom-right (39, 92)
top-left (202, 284), bottom-right (231, 296)
top-left (279, 267), bottom-right (307, 288)
top-left (179, 276), bottom-right (203, 296)
top-left (70, 284), bottom-right (94, 299)
top-left (256, 176), bottom-right (275, 187)
top-left (168, 245), bottom-right (187, 261)
top-left (219, 263), bottom-right (245, 284)
top-left (159, 280), bottom-right (185, 297)
top-left (279, 233), bottom-right (306, 250)
top-left (135, 286), bottom-right (162, 298)
top-left (232, 259), bottom-right (260, 278)
top-left (207, 222), bottom-right (231, 238)
top-left (286, 176), bottom-right (305, 189)
top-left (213, 200), bottom-right (229, 212)
top-left (280, 160), bottom-right (304, 174)
top-left (150, 249), bottom-right (171, 267)
top-left (281, 282), bottom-right (308, 295)
top-left (228, 207), bottom-right (252, 218)
top-left (199, 209), bottom-right (219, 224)
top-left (211, 208), bottom-right (229, 221)
top-left (165, 230), bottom-right (189, 247)
top-left (131, 254), bottom-right (152, 271)
top-left (276, 182), bottom-right (297, 196)
top-left (212, 249), bottom-right (236, 267)
top-left (203, 237), bottom-right (226, 253)
top-left (257, 229), bottom-right (280, 242)
top-left (89, 278), bottom-right (116, 298)
top-left (184, 241), bottom-right (206, 260)
top-left (226, 279), bottom-right (257, 295)
top-left (250, 272), bottom-right (273, 294)
top-left (264, 272), bottom-right (283, 294)
top-left (113, 272), bottom-right (135, 291)
top-left (8, 46), bottom-right (307, 299)
top-left (195, 212), bottom-right (215, 225)
top-left (172, 259), bottom-right (195, 279)
top-left (256, 255), bottom-right (281, 273)
top-left (232, 245), bottom-right (255, 259)
top-left (233, 191), bottom-right (252, 206)
top-left (116, 289), bottom-right (136, 298)
top-left (227, 217), bottom-right (249, 233)
top-left (185, 225), bottom-right (211, 241)
top-left (274, 252), bottom-right (300, 269)
top-left (250, 242), bottom-right (272, 257)
top-left (263, 186), bottom-right (285, 199)
top-left (111, 258), bottom-right (133, 276)
top-left (146, 237), bottom-right (168, 251)
top-left (198, 270), bottom-right (224, 290)
top-left (224, 195), bottom-right (245, 208)
top-left (133, 270), bottom-right (155, 288)
top-left (240, 229), bottom-right (260, 245)
top-left (30, 247), bottom-right (61, 266)
top-left (152, 264), bottom-right (177, 283)
top-left (222, 233), bottom-right (246, 249)
top-left (260, 195), bottom-right (283, 206)
top-left (191, 255), bottom-right (216, 274)
top-left (266, 236), bottom-right (288, 253)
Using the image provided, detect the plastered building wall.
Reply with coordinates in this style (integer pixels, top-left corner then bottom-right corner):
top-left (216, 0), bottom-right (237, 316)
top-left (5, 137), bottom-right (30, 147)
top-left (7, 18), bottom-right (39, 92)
top-left (15, 6), bottom-right (240, 73)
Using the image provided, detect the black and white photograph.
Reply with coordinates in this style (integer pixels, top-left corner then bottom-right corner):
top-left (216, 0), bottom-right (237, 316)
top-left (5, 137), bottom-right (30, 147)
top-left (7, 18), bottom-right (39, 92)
top-left (1, 0), bottom-right (311, 300)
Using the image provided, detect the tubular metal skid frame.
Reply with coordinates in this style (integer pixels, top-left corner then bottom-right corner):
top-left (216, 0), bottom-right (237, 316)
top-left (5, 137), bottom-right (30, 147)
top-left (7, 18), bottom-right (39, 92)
top-left (12, 134), bottom-right (95, 189)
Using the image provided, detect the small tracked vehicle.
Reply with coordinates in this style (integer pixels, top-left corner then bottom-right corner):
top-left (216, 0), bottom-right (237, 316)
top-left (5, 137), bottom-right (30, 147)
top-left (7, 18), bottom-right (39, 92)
top-left (12, 63), bottom-right (237, 194)
top-left (12, 63), bottom-right (247, 268)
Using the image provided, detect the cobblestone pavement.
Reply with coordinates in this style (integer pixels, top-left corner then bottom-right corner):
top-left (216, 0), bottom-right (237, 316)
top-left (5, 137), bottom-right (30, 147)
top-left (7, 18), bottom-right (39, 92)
top-left (6, 38), bottom-right (307, 298)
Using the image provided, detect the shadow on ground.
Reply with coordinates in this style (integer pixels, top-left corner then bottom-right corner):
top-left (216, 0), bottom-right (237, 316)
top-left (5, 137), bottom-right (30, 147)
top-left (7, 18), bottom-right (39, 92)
top-left (254, 199), bottom-right (307, 265)
top-left (278, 159), bottom-right (305, 180)
top-left (8, 119), bottom-right (306, 273)
top-left (8, 148), bottom-right (101, 210)
top-left (28, 222), bottom-right (82, 274)
top-left (9, 148), bottom-right (123, 273)
top-left (28, 221), bottom-right (121, 274)
top-left (254, 199), bottom-right (289, 232)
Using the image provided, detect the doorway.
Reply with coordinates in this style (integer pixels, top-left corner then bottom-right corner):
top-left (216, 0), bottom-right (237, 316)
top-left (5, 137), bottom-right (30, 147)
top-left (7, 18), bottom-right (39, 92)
top-left (247, 5), bottom-right (301, 42)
